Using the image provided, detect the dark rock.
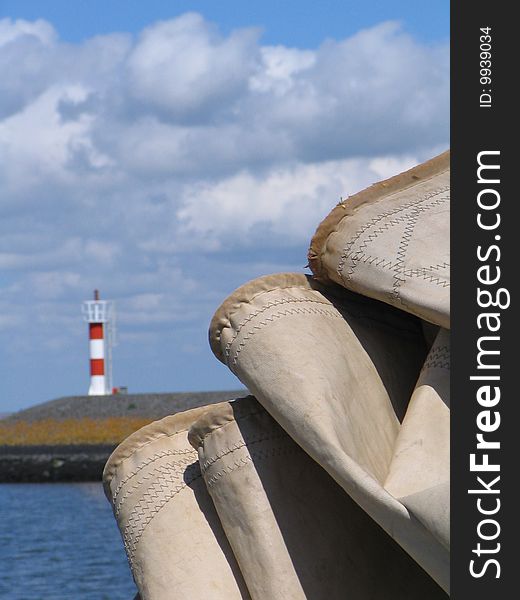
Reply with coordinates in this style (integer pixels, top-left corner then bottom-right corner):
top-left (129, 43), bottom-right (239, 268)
top-left (0, 390), bottom-right (247, 482)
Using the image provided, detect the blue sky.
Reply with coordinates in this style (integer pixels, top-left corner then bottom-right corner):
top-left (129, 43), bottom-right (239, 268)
top-left (1, 1), bottom-right (449, 45)
top-left (0, 2), bottom-right (449, 412)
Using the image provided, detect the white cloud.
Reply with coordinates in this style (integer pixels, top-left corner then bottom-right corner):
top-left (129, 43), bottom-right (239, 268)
top-left (1, 14), bottom-right (449, 191)
top-left (0, 84), bottom-right (113, 198)
top-left (176, 154), bottom-right (422, 248)
top-left (0, 13), bottom-right (449, 408)
top-left (0, 18), bottom-right (56, 47)
top-left (250, 45), bottom-right (316, 94)
top-left (0, 238), bottom-right (121, 271)
top-left (127, 13), bottom-right (260, 119)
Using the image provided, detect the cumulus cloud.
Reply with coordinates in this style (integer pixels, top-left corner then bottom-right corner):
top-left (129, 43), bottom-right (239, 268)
top-left (176, 154), bottom-right (421, 248)
top-left (0, 18), bottom-right (56, 46)
top-left (0, 14), bottom-right (449, 408)
top-left (127, 13), bottom-right (260, 120)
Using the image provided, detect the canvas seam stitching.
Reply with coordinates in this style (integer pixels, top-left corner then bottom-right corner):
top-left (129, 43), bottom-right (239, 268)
top-left (123, 461), bottom-right (201, 564)
top-left (205, 444), bottom-right (301, 488)
top-left (350, 256), bottom-right (450, 287)
top-left (193, 409), bottom-right (269, 444)
top-left (213, 284), bottom-right (319, 347)
top-left (337, 187), bottom-right (449, 283)
top-left (228, 306), bottom-right (343, 368)
top-left (200, 432), bottom-right (288, 473)
top-left (223, 297), bottom-right (330, 360)
top-left (114, 455), bottom-right (196, 517)
top-left (421, 345), bottom-right (450, 371)
top-left (107, 426), bottom-right (193, 478)
top-left (111, 448), bottom-right (195, 502)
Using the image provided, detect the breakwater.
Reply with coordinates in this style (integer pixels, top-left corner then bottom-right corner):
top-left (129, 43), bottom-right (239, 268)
top-left (0, 390), bottom-right (244, 482)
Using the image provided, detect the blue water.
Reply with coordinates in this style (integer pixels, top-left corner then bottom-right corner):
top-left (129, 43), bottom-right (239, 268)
top-left (0, 483), bottom-right (137, 599)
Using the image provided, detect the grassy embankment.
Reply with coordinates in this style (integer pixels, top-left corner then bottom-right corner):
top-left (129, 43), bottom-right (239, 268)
top-left (0, 416), bottom-right (153, 446)
top-left (0, 391), bottom-right (244, 446)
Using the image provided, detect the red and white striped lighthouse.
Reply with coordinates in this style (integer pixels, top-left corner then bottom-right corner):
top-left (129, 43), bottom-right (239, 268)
top-left (82, 290), bottom-right (115, 395)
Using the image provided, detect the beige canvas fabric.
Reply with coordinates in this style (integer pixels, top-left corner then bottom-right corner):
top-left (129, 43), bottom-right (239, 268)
top-left (189, 396), bottom-right (446, 599)
top-left (103, 405), bottom-right (250, 600)
top-left (209, 273), bottom-right (450, 592)
top-left (385, 328), bottom-right (450, 550)
top-left (308, 151), bottom-right (450, 328)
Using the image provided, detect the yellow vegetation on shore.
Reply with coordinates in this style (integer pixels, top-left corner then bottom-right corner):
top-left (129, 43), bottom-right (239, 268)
top-left (0, 417), bottom-right (154, 446)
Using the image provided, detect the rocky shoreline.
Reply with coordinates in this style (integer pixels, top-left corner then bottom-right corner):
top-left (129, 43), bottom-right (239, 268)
top-left (0, 444), bottom-right (116, 482)
top-left (0, 390), bottom-right (245, 482)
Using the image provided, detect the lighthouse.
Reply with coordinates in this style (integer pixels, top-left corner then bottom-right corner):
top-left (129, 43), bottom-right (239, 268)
top-left (82, 290), bottom-right (115, 395)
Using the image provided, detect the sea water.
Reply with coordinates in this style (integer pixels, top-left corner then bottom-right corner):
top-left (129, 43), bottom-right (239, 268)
top-left (0, 483), bottom-right (136, 599)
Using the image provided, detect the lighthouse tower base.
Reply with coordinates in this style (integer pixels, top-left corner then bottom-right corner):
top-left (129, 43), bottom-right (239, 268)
top-left (88, 376), bottom-right (108, 396)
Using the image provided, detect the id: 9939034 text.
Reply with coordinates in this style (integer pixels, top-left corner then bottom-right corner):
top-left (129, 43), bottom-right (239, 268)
top-left (480, 27), bottom-right (492, 108)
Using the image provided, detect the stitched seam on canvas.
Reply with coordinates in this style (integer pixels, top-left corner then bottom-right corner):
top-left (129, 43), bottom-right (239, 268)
top-left (205, 445), bottom-right (301, 488)
top-left (108, 426), bottom-right (193, 478)
top-left (229, 306), bottom-right (342, 368)
top-left (421, 345), bottom-right (451, 371)
top-left (351, 256), bottom-right (450, 287)
top-left (339, 191), bottom-right (449, 308)
top-left (115, 456), bottom-right (196, 517)
top-left (224, 297), bottom-right (330, 360)
top-left (339, 187), bottom-right (449, 277)
top-left (123, 462), bottom-right (201, 563)
top-left (407, 261), bottom-right (450, 274)
top-left (213, 284), bottom-right (319, 346)
top-left (337, 187), bottom-right (449, 282)
top-left (355, 193), bottom-right (448, 286)
top-left (194, 409), bottom-right (270, 444)
top-left (405, 263), bottom-right (450, 287)
top-left (112, 448), bottom-right (195, 503)
top-left (390, 205), bottom-right (420, 307)
top-left (200, 432), bottom-right (288, 473)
